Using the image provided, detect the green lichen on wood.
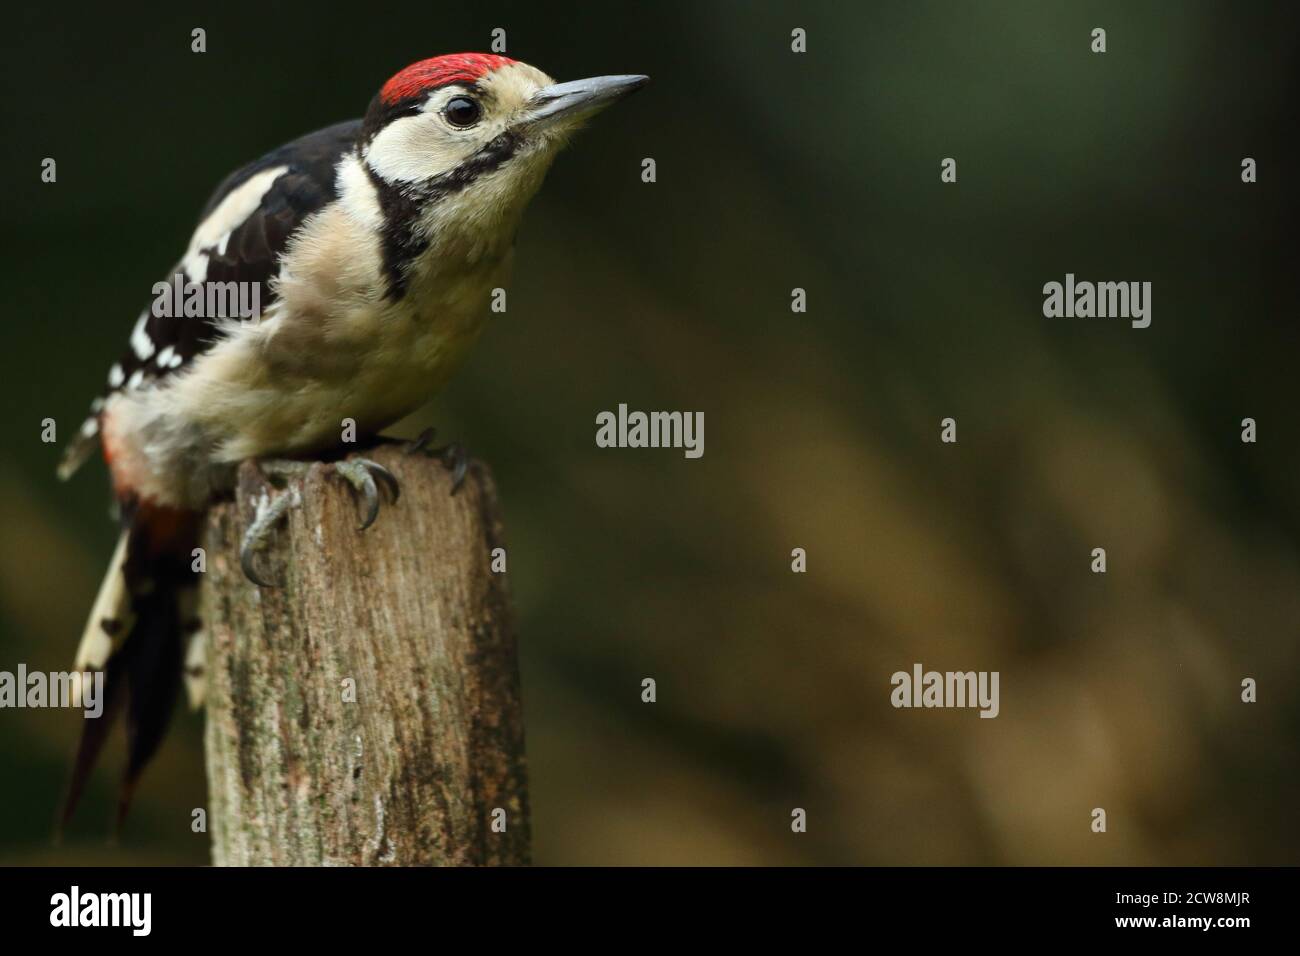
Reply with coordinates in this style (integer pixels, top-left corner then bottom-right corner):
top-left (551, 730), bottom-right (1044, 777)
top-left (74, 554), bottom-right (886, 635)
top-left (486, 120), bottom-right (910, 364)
top-left (200, 447), bottom-right (529, 866)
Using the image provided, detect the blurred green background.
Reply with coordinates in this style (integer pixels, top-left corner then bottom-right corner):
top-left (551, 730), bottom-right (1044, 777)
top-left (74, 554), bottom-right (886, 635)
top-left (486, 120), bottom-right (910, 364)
top-left (2, 1), bottom-right (1297, 865)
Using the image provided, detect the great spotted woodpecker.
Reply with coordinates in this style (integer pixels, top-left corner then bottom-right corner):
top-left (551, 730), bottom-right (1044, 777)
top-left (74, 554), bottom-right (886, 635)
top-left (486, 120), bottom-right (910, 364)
top-left (57, 53), bottom-right (647, 826)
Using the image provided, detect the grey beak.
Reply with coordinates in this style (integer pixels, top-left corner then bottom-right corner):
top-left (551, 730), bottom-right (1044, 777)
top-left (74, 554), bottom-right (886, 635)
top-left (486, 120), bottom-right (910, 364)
top-left (522, 74), bottom-right (649, 127)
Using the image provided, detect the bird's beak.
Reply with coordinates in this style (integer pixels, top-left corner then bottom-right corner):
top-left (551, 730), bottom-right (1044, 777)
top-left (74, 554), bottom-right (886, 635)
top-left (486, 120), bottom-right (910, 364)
top-left (519, 74), bottom-right (649, 130)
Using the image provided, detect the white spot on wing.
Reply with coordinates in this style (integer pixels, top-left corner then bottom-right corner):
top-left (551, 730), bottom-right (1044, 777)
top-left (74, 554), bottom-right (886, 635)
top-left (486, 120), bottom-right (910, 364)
top-left (183, 253), bottom-right (208, 284)
top-left (130, 311), bottom-right (155, 360)
top-left (127, 369), bottom-right (145, 390)
top-left (107, 363), bottom-right (125, 387)
top-left (80, 418), bottom-right (98, 437)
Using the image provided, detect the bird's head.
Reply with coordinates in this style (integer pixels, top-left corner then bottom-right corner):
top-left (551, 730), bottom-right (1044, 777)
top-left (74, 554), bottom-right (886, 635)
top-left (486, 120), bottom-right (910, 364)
top-left (359, 54), bottom-right (646, 242)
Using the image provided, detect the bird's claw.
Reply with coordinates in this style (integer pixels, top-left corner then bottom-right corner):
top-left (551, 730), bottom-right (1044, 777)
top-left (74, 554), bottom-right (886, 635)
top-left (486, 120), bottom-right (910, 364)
top-left (332, 458), bottom-right (400, 530)
top-left (240, 490), bottom-right (294, 587)
top-left (238, 457), bottom-right (397, 583)
top-left (404, 427), bottom-right (469, 496)
top-left (403, 427), bottom-right (438, 457)
top-left (443, 443), bottom-right (468, 495)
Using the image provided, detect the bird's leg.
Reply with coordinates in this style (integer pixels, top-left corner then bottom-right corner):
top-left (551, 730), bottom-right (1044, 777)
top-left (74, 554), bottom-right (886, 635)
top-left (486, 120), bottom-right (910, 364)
top-left (240, 484), bottom-right (296, 587)
top-left (237, 460), bottom-right (316, 586)
top-left (402, 427), bottom-right (470, 495)
top-left (332, 459), bottom-right (400, 530)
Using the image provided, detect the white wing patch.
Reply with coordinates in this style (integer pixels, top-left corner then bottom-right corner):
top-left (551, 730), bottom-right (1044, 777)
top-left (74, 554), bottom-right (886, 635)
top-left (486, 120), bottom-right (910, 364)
top-left (179, 165), bottom-right (290, 281)
top-left (59, 164), bottom-right (299, 486)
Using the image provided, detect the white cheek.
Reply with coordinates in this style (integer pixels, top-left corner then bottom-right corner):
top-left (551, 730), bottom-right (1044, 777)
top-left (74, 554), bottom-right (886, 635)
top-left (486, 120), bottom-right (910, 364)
top-left (365, 112), bottom-right (471, 183)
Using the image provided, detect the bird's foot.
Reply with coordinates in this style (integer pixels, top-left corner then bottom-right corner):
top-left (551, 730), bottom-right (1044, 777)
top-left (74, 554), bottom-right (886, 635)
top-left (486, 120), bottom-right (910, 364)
top-left (332, 458), bottom-right (401, 530)
top-left (239, 456), bottom-right (400, 585)
top-left (403, 427), bottom-right (469, 495)
top-left (240, 483), bottom-right (297, 587)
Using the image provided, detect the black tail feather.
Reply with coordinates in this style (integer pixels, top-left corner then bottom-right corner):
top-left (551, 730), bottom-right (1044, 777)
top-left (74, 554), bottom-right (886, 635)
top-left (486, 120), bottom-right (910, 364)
top-left (57, 654), bottom-right (128, 836)
top-left (116, 582), bottom-right (185, 830)
top-left (59, 505), bottom-right (199, 834)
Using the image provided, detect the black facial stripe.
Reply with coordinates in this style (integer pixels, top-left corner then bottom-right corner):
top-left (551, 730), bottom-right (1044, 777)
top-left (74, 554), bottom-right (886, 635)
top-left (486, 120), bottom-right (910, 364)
top-left (368, 130), bottom-right (523, 299)
top-left (427, 129), bottom-right (521, 196)
top-left (366, 170), bottom-right (430, 301)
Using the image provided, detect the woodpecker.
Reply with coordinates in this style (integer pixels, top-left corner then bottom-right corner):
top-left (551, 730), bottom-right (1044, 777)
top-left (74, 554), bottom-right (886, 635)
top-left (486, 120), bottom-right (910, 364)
top-left (57, 53), bottom-right (647, 827)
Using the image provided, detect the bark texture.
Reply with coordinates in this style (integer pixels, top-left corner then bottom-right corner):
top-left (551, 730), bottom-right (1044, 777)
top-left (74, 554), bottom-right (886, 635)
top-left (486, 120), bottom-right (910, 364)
top-left (200, 446), bottom-right (528, 865)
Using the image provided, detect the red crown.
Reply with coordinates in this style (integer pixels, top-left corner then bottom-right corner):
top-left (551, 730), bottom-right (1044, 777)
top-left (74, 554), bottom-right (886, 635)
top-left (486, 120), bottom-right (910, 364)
top-left (380, 53), bottom-right (518, 105)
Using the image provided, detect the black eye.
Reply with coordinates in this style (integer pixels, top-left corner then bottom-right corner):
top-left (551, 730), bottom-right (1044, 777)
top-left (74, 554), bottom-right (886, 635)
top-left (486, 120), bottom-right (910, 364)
top-left (444, 96), bottom-right (481, 128)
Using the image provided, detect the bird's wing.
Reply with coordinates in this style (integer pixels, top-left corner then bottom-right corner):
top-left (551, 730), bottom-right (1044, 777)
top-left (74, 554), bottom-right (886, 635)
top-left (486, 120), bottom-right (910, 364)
top-left (58, 120), bottom-right (362, 481)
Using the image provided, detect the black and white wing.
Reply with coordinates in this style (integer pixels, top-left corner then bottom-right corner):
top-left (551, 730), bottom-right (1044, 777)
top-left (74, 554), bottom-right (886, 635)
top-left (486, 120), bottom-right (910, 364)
top-left (58, 120), bottom-right (362, 481)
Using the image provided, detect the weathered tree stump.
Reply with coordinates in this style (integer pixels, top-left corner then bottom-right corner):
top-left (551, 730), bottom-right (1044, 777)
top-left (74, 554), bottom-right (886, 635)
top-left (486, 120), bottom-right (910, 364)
top-left (200, 446), bottom-right (529, 865)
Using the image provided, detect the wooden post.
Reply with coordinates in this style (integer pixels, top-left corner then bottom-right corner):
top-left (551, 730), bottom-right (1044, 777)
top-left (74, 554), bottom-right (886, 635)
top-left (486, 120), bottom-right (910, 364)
top-left (199, 446), bottom-right (529, 866)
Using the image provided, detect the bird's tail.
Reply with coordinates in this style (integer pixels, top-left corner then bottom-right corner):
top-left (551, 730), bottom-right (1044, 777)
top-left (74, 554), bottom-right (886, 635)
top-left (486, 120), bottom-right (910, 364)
top-left (60, 503), bottom-right (203, 832)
